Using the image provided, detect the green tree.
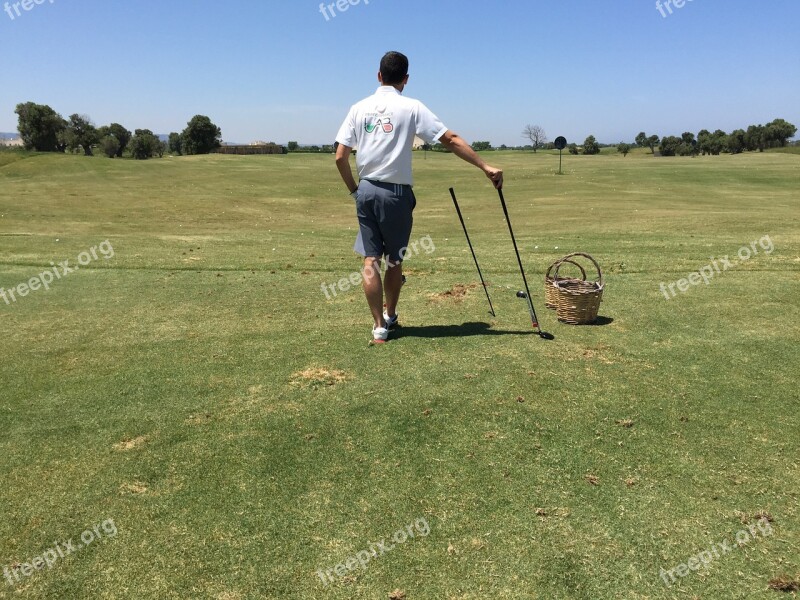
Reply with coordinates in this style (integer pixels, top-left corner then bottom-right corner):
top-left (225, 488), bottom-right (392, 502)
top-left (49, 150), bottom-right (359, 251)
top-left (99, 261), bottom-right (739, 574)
top-left (66, 114), bottom-right (99, 156)
top-left (287, 141), bottom-right (299, 152)
top-left (765, 118), bottom-right (796, 147)
top-left (697, 129), bottom-right (711, 155)
top-left (744, 125), bottom-right (765, 152)
top-left (100, 135), bottom-right (120, 158)
top-left (727, 129), bottom-right (746, 154)
top-left (107, 123), bottom-right (131, 157)
top-left (676, 133), bottom-right (696, 156)
top-left (471, 141), bottom-right (492, 151)
top-left (635, 132), bottom-right (648, 148)
top-left (568, 143), bottom-right (579, 155)
top-left (582, 135), bottom-right (600, 155)
top-left (14, 102), bottom-right (66, 151)
top-left (659, 136), bottom-right (681, 156)
top-left (617, 142), bottom-right (631, 156)
top-left (129, 129), bottom-right (161, 160)
top-left (181, 115), bottom-right (221, 155)
top-left (97, 124), bottom-right (131, 157)
top-left (646, 135), bottom-right (660, 154)
top-left (709, 130), bottom-right (728, 155)
top-left (168, 132), bottom-right (183, 155)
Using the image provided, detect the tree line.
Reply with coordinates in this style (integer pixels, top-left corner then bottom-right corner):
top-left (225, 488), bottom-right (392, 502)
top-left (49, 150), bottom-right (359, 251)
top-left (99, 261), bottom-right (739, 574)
top-left (13, 102), bottom-right (222, 159)
top-left (464, 120), bottom-right (796, 157)
top-left (13, 104), bottom-right (794, 160)
top-left (637, 118), bottom-right (796, 156)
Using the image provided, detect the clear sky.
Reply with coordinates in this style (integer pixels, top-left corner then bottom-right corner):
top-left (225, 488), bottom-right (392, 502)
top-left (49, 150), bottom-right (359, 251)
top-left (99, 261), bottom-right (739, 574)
top-left (1, 0), bottom-right (798, 146)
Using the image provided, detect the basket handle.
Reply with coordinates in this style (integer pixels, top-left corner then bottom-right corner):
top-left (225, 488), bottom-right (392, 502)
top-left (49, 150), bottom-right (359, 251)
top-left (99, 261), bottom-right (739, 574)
top-left (553, 252), bottom-right (602, 285)
top-left (546, 258), bottom-right (587, 281)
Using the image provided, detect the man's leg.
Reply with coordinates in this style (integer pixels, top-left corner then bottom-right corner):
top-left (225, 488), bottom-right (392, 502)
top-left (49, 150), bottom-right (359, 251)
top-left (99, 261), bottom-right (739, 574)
top-left (384, 261), bottom-right (402, 318)
top-left (363, 257), bottom-right (385, 329)
top-left (380, 185), bottom-right (415, 321)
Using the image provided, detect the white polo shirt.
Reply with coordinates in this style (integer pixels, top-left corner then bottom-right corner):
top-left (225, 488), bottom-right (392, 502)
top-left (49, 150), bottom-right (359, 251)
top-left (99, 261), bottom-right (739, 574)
top-left (336, 86), bottom-right (448, 186)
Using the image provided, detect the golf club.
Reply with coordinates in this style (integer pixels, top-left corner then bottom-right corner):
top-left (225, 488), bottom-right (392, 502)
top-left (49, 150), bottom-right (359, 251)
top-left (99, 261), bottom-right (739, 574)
top-left (496, 188), bottom-right (554, 340)
top-left (449, 187), bottom-right (495, 317)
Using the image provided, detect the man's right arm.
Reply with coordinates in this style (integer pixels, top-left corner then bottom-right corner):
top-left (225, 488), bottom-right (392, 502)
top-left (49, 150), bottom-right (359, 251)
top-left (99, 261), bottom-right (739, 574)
top-left (335, 143), bottom-right (358, 195)
top-left (438, 130), bottom-right (503, 189)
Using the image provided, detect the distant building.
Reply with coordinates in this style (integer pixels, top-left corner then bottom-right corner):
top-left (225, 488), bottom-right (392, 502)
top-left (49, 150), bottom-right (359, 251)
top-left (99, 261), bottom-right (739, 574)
top-left (0, 137), bottom-right (24, 147)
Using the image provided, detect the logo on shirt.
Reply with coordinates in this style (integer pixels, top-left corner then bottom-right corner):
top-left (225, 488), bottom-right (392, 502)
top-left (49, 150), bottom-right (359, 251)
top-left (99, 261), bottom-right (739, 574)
top-left (364, 117), bottom-right (393, 134)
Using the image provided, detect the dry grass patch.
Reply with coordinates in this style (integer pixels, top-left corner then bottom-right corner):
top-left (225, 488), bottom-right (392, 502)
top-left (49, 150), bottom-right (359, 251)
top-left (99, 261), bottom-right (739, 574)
top-left (120, 481), bottom-right (148, 495)
top-left (289, 366), bottom-right (350, 388)
top-left (113, 435), bottom-right (147, 451)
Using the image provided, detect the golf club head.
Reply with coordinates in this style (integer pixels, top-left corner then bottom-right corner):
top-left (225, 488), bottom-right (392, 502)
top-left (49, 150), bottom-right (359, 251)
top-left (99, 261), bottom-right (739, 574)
top-left (539, 331), bottom-right (555, 340)
top-left (516, 291), bottom-right (528, 298)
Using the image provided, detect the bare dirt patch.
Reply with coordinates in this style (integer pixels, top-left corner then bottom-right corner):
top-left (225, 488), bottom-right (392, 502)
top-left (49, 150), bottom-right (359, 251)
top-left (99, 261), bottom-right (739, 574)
top-left (428, 283), bottom-right (476, 302)
top-left (768, 575), bottom-right (799, 592)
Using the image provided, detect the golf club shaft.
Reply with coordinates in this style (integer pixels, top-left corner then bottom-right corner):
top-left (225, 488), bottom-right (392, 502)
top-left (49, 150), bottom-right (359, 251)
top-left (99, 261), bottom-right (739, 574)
top-left (497, 189), bottom-right (542, 331)
top-left (449, 188), bottom-right (495, 317)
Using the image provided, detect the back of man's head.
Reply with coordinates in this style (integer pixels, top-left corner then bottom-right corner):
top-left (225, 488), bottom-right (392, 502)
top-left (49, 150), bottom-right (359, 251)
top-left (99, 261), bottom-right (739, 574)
top-left (380, 51), bottom-right (409, 85)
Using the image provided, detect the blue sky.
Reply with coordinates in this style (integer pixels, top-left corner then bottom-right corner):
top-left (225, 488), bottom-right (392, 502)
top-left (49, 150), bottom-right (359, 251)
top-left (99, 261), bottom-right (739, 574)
top-left (1, 0), bottom-right (798, 146)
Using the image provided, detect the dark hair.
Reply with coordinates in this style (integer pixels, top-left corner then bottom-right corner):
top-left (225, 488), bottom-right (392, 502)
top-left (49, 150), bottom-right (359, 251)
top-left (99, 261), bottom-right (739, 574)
top-left (380, 51), bottom-right (409, 85)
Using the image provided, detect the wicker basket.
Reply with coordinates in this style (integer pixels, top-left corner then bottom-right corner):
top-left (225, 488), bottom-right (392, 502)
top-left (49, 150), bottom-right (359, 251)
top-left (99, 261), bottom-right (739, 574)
top-left (545, 256), bottom-right (587, 310)
top-left (553, 253), bottom-right (604, 324)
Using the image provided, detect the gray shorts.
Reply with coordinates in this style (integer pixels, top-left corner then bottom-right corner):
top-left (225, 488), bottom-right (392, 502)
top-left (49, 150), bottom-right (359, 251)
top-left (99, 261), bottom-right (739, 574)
top-left (353, 179), bottom-right (416, 263)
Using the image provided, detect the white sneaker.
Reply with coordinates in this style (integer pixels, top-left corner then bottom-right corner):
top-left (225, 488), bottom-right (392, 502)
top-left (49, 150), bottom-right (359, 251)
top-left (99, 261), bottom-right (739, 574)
top-left (383, 311), bottom-right (399, 329)
top-left (372, 326), bottom-right (389, 344)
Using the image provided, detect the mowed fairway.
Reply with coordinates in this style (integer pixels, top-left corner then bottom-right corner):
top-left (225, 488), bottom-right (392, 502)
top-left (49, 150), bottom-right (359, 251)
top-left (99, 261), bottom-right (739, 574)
top-left (0, 149), bottom-right (798, 599)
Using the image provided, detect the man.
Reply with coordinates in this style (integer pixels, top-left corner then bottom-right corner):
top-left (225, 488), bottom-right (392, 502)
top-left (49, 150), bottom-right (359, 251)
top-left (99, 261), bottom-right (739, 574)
top-left (335, 51), bottom-right (503, 343)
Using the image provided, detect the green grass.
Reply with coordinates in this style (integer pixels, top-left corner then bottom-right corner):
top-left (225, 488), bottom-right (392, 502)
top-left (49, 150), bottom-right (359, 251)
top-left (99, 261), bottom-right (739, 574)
top-left (1, 150), bottom-right (798, 599)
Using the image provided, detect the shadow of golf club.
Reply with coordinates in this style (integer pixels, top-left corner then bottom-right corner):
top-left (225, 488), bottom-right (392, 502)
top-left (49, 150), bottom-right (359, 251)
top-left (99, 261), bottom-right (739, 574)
top-left (392, 321), bottom-right (536, 340)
